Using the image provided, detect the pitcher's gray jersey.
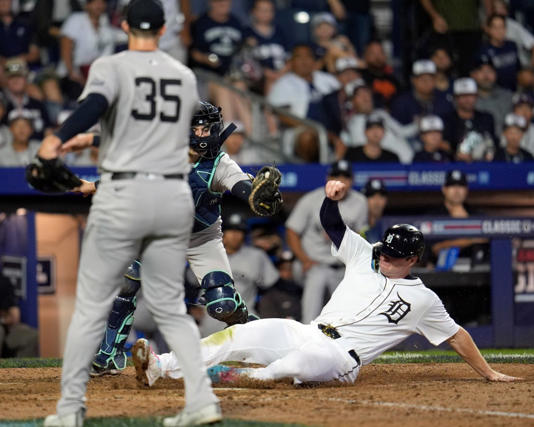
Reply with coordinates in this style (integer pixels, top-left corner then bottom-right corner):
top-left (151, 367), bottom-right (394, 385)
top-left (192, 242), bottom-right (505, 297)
top-left (79, 50), bottom-right (198, 174)
top-left (189, 152), bottom-right (250, 248)
top-left (286, 187), bottom-right (368, 264)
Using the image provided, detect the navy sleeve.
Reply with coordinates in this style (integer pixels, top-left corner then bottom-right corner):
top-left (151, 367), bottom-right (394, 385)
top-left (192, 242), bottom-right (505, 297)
top-left (54, 94), bottom-right (108, 143)
top-left (92, 135), bottom-right (100, 147)
top-left (231, 179), bottom-right (252, 202)
top-left (320, 197), bottom-right (346, 249)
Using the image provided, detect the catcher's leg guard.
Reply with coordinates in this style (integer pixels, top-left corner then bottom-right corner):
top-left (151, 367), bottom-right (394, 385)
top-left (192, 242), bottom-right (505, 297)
top-left (93, 260), bottom-right (141, 372)
top-left (201, 271), bottom-right (249, 326)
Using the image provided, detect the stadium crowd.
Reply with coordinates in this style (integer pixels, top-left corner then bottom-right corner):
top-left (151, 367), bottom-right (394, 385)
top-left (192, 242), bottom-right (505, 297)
top-left (1, 0), bottom-right (533, 342)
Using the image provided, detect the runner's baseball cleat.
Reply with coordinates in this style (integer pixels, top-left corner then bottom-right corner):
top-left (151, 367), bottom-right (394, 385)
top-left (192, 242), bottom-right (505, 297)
top-left (132, 338), bottom-right (161, 387)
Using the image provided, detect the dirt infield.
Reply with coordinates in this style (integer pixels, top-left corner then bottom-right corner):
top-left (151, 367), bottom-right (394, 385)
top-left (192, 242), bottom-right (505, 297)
top-left (1, 364), bottom-right (533, 426)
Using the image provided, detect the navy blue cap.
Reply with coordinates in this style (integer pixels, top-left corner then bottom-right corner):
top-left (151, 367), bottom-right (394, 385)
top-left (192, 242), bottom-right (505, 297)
top-left (126, 0), bottom-right (165, 30)
top-left (444, 170), bottom-right (467, 187)
top-left (327, 160), bottom-right (353, 178)
top-left (223, 213), bottom-right (247, 232)
top-left (362, 179), bottom-right (387, 197)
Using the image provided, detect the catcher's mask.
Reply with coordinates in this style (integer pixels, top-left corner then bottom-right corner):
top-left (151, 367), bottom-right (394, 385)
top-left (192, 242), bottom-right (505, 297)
top-left (190, 101), bottom-right (236, 159)
top-left (379, 224), bottom-right (425, 262)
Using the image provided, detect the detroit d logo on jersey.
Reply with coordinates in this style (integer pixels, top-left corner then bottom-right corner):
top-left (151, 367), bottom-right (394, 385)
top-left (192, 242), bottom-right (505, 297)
top-left (380, 293), bottom-right (411, 324)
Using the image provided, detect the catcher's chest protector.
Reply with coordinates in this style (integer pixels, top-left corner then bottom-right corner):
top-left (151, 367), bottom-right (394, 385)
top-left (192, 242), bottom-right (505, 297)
top-left (189, 152), bottom-right (224, 232)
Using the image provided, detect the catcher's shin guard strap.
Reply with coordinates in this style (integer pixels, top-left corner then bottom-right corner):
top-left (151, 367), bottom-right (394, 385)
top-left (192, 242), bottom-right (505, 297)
top-left (94, 294), bottom-right (136, 369)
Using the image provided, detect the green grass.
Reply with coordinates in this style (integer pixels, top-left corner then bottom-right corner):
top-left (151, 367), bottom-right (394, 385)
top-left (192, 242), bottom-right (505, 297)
top-left (2, 349), bottom-right (534, 369)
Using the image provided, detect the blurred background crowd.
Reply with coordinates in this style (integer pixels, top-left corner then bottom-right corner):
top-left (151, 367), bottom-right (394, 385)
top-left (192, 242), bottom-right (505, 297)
top-left (2, 0), bottom-right (534, 355)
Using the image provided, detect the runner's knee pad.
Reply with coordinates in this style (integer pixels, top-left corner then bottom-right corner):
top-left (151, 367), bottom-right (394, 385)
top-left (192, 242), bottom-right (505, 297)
top-left (201, 271), bottom-right (248, 325)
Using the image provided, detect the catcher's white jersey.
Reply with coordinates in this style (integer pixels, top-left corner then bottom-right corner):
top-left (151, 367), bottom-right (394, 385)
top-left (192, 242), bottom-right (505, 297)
top-left (314, 227), bottom-right (460, 365)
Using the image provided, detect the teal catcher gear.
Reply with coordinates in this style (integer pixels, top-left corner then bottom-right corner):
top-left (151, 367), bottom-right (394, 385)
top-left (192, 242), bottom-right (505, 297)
top-left (91, 260), bottom-right (141, 376)
top-left (201, 271), bottom-right (249, 325)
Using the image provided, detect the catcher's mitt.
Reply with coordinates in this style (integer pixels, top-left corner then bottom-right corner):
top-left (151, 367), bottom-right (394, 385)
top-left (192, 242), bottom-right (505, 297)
top-left (248, 166), bottom-right (283, 216)
top-left (25, 156), bottom-right (82, 193)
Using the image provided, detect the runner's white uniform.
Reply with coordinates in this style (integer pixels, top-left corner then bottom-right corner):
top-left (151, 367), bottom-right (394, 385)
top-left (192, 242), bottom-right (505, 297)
top-left (151, 223), bottom-right (460, 384)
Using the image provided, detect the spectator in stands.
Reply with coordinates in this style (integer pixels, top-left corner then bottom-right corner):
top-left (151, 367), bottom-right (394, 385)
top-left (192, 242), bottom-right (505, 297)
top-left (471, 54), bottom-right (513, 134)
top-left (190, 0), bottom-right (243, 77)
top-left (310, 12), bottom-right (357, 74)
top-left (494, 112), bottom-right (533, 162)
top-left (430, 46), bottom-right (454, 94)
top-left (285, 160), bottom-right (367, 322)
top-left (0, 270), bottom-right (39, 357)
top-left (390, 59), bottom-right (453, 126)
top-left (512, 93), bottom-right (534, 155)
top-left (322, 56), bottom-right (363, 158)
top-left (329, 0), bottom-right (373, 56)
top-left (427, 169), bottom-right (490, 325)
top-left (37, 72), bottom-right (76, 127)
top-left (517, 66), bottom-right (534, 99)
top-left (442, 77), bottom-right (496, 158)
top-left (30, 0), bottom-right (82, 66)
top-left (158, 0), bottom-right (192, 63)
top-left (0, 112), bottom-right (39, 166)
top-left (429, 170), bottom-right (488, 260)
top-left (257, 250), bottom-right (302, 321)
top-left (58, 0), bottom-right (127, 100)
top-left (359, 178), bottom-right (388, 244)
top-left (0, 0), bottom-right (40, 66)
top-left (493, 0), bottom-right (534, 67)
top-left (360, 39), bottom-right (400, 106)
top-left (340, 79), bottom-right (414, 163)
top-left (267, 44), bottom-right (340, 162)
top-left (413, 114), bottom-right (451, 163)
top-left (244, 0), bottom-right (289, 95)
top-left (249, 220), bottom-right (283, 259)
top-left (0, 93), bottom-right (10, 147)
top-left (419, 0), bottom-right (489, 75)
top-left (478, 14), bottom-right (520, 91)
top-left (343, 113), bottom-right (401, 163)
top-left (2, 58), bottom-right (51, 140)
top-left (222, 121), bottom-right (274, 164)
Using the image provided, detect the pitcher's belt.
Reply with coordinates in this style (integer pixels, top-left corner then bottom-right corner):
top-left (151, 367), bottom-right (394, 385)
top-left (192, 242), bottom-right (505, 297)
top-left (110, 172), bottom-right (185, 180)
top-left (317, 324), bottom-right (361, 365)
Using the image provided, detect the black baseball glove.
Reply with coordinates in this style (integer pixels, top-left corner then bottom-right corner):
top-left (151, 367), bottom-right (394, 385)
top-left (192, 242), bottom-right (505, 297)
top-left (25, 156), bottom-right (82, 193)
top-left (248, 165), bottom-right (283, 216)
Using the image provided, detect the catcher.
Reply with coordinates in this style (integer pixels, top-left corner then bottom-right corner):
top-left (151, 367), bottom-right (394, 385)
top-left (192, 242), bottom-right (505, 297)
top-left (58, 101), bottom-right (283, 376)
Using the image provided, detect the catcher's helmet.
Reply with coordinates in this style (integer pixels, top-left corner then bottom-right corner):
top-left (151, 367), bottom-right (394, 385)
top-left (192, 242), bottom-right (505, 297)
top-left (190, 101), bottom-right (224, 159)
top-left (380, 224), bottom-right (425, 261)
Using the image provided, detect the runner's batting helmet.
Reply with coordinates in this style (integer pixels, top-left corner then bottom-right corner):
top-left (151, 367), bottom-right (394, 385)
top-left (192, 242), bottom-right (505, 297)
top-left (380, 224), bottom-right (425, 261)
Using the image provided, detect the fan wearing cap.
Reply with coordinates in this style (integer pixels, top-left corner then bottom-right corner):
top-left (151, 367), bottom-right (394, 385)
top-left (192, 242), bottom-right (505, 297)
top-left (390, 59), bottom-right (453, 126)
top-left (413, 115), bottom-right (451, 163)
top-left (478, 14), bottom-right (520, 91)
top-left (340, 79), bottom-right (414, 163)
top-left (470, 54), bottom-right (513, 134)
top-left (3, 58), bottom-right (52, 140)
top-left (310, 12), bottom-right (357, 74)
top-left (285, 160), bottom-right (367, 322)
top-left (343, 114), bottom-right (401, 163)
top-left (428, 170), bottom-right (488, 263)
top-left (359, 178), bottom-right (388, 244)
top-left (441, 77), bottom-right (497, 157)
top-left (512, 92), bottom-right (534, 156)
top-left (0, 112), bottom-right (40, 166)
top-left (493, 113), bottom-right (533, 163)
